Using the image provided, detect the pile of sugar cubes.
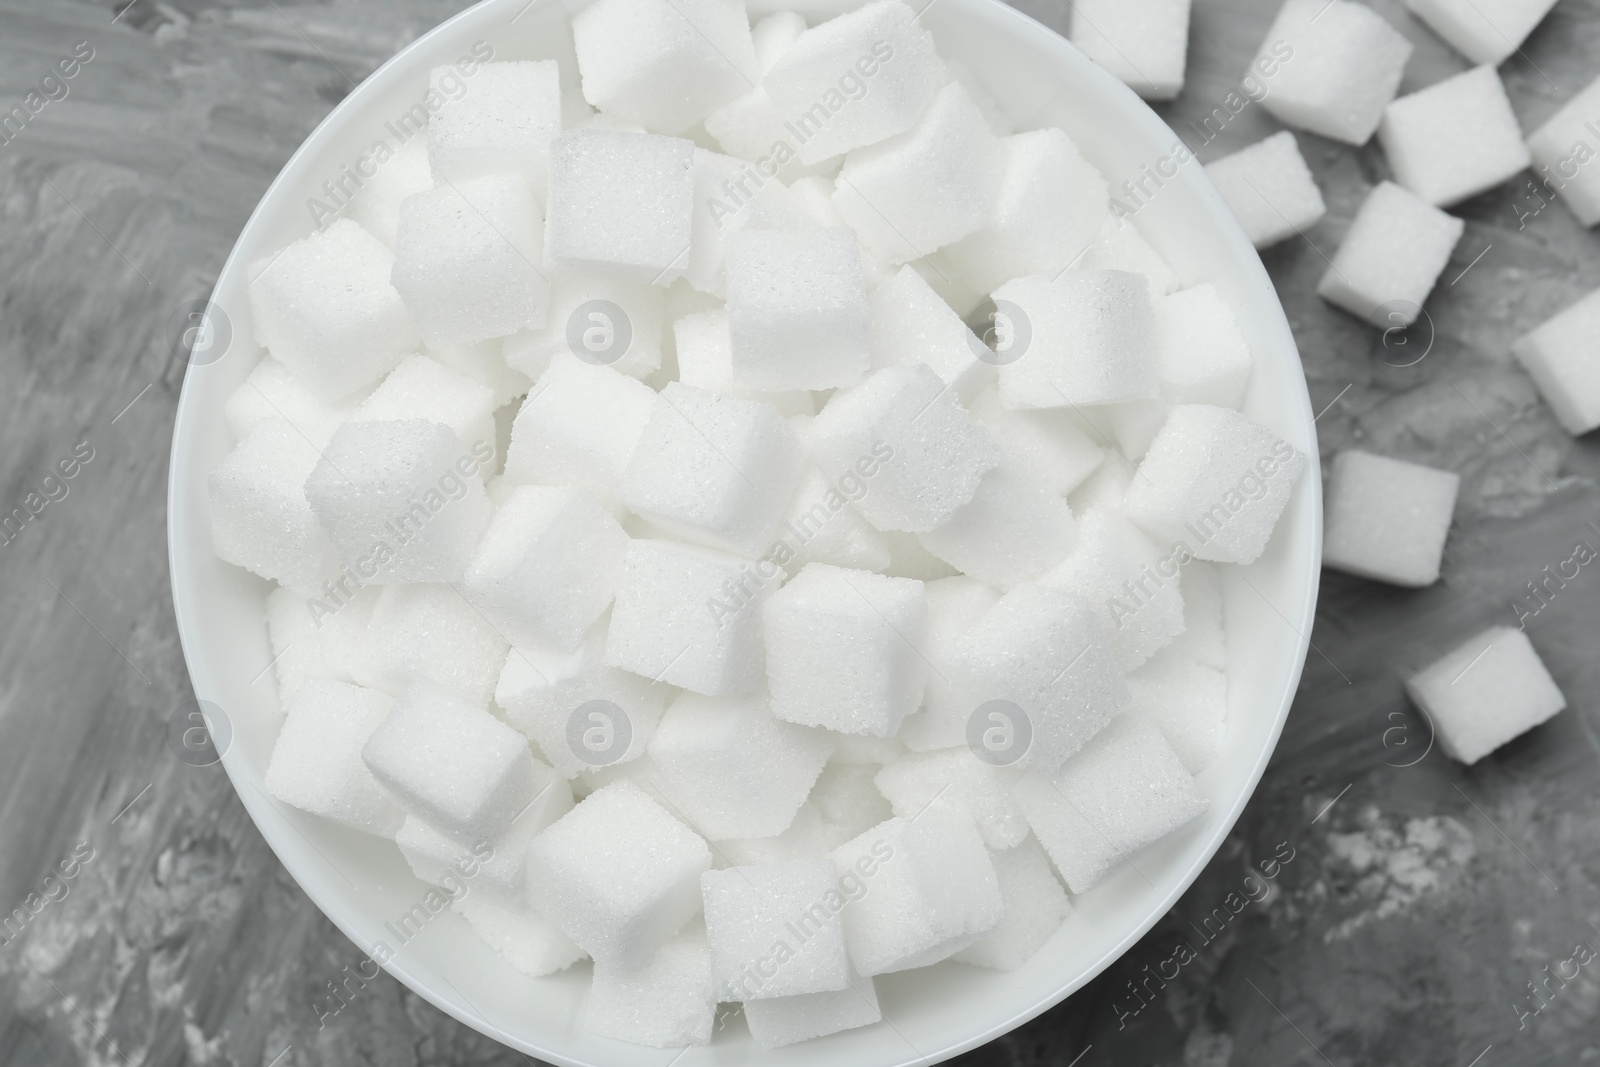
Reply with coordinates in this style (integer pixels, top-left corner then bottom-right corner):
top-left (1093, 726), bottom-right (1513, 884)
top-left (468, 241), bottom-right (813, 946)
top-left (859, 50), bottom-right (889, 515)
top-left (207, 0), bottom-right (1316, 1049)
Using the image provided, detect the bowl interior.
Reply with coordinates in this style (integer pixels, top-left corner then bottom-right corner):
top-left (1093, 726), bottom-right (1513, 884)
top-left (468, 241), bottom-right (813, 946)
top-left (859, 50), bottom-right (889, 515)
top-left (167, 1), bottom-right (1321, 1063)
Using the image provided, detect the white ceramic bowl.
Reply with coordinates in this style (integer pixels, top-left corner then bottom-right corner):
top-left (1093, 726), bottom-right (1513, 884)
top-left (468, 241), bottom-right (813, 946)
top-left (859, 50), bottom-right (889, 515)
top-left (168, 1), bottom-right (1321, 1062)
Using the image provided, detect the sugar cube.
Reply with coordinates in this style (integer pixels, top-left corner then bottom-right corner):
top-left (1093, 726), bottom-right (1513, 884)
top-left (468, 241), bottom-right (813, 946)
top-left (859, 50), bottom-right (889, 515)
top-left (572, 0), bottom-right (757, 134)
top-left (1204, 131), bottom-right (1326, 249)
top-left (348, 133), bottom-right (433, 249)
top-left (353, 355), bottom-right (497, 458)
top-left (647, 691), bottom-right (833, 839)
top-left (1165, 560), bottom-right (1225, 671)
top-left (1512, 288), bottom-right (1600, 434)
top-left (304, 419), bottom-right (492, 585)
top-left (687, 149), bottom-right (816, 298)
top-left (1070, 0), bottom-right (1191, 101)
top-left (1252, 0), bottom-right (1413, 145)
top-left (1379, 65), bottom-right (1530, 208)
top-left (899, 576), bottom-right (999, 753)
top-left (1316, 181), bottom-right (1465, 328)
top-left (951, 837), bottom-right (1070, 970)
top-left (672, 308), bottom-right (734, 394)
top-left (606, 538), bottom-right (772, 695)
top-left (427, 61), bottom-right (562, 196)
top-left (390, 174), bottom-right (549, 346)
top-left (1125, 649), bottom-right (1227, 772)
top-left (502, 354), bottom-right (658, 496)
top-left (225, 357), bottom-right (354, 449)
top-left (725, 228), bottom-right (870, 391)
top-left (354, 583), bottom-right (508, 705)
top-left (1526, 74), bottom-right (1600, 227)
top-left (545, 130), bottom-right (696, 284)
top-left (874, 748), bottom-right (1029, 849)
top-left (1124, 404), bottom-right (1306, 565)
top-left (427, 339), bottom-right (532, 408)
top-left (209, 421), bottom-right (338, 596)
top-left (969, 388), bottom-right (1104, 496)
top-left (993, 269), bottom-right (1159, 409)
top-left (919, 452), bottom-right (1077, 588)
top-left (247, 219), bottom-right (419, 399)
top-left (1045, 505), bottom-right (1185, 670)
top-left (764, 563), bottom-right (928, 737)
top-left (1079, 216), bottom-right (1179, 296)
top-left (833, 82), bottom-right (1003, 264)
top-left (743, 970), bottom-right (882, 1049)
top-left (778, 467), bottom-right (894, 574)
top-left (1404, 0), bottom-right (1558, 66)
top-left (868, 265), bottom-right (982, 385)
top-left (265, 679), bottom-right (404, 837)
top-left (1012, 712), bottom-right (1207, 892)
top-left (1322, 450), bottom-right (1460, 587)
top-left (454, 895), bottom-right (587, 977)
top-left (702, 859), bottom-right (850, 1000)
top-left (1405, 626), bottom-right (1566, 764)
top-left (1152, 284), bottom-right (1253, 408)
top-left (503, 274), bottom-right (665, 383)
top-left (806, 363), bottom-right (1001, 532)
top-left (586, 930), bottom-right (716, 1046)
top-left (527, 780), bottom-right (712, 966)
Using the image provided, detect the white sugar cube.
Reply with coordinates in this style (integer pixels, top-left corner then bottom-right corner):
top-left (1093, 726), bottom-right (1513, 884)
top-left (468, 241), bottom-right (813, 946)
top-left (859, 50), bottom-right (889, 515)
top-left (951, 837), bottom-right (1069, 970)
top-left (1012, 712), bottom-right (1207, 892)
top-left (956, 583), bottom-right (1127, 773)
top-left (304, 419), bottom-right (492, 584)
top-left (464, 486), bottom-right (630, 651)
top-left (1253, 0), bottom-right (1413, 145)
top-left (427, 61), bottom-right (562, 196)
top-left (503, 354), bottom-right (658, 495)
top-left (619, 383), bottom-right (805, 557)
top-left (1512, 288), bottom-right (1600, 434)
top-left (209, 421), bottom-right (337, 596)
top-left (703, 859), bottom-right (850, 1000)
top-left (361, 681), bottom-right (541, 842)
top-left (390, 174), bottom-right (549, 346)
top-left (545, 129), bottom-right (696, 284)
top-left (868, 265), bottom-right (982, 385)
top-left (833, 82), bottom-right (1003, 264)
top-left (1322, 450), bottom-right (1460, 587)
top-left (225, 357), bottom-right (354, 449)
top-left (348, 134), bottom-right (432, 249)
top-left (807, 363), bottom-right (1001, 533)
top-left (1405, 0), bottom-right (1558, 66)
top-left (527, 780), bottom-right (712, 966)
top-left (1079, 216), bottom-right (1179, 296)
top-left (1204, 131), bottom-right (1326, 249)
top-left (1153, 284), bottom-right (1253, 408)
top-left (1379, 65), bottom-right (1530, 207)
top-left (427, 339), bottom-right (532, 408)
top-left (1070, 0), bottom-right (1191, 101)
top-left (1526, 74), bottom-right (1600, 227)
top-left (900, 576), bottom-right (999, 753)
top-left (1316, 181), bottom-right (1465, 328)
top-left (832, 808), bottom-right (1002, 975)
top-left (648, 691), bottom-right (833, 840)
top-left (919, 452), bottom-right (1077, 588)
top-left (247, 219), bottom-right (419, 400)
top-left (994, 269), bottom-right (1159, 409)
top-left (1046, 505), bottom-right (1185, 670)
top-left (969, 388), bottom-right (1104, 497)
top-left (672, 309), bottom-right (735, 393)
top-left (950, 127), bottom-right (1110, 295)
top-left (503, 275), bottom-right (665, 383)
top-left (606, 539), bottom-right (771, 695)
top-left (764, 563), bottom-right (928, 737)
top-left (1405, 627), bottom-right (1566, 764)
top-left (454, 895), bottom-right (587, 977)
top-left (587, 931), bottom-right (716, 1046)
top-left (874, 749), bottom-right (1028, 849)
top-left (265, 679), bottom-right (404, 837)
top-left (778, 467), bottom-right (894, 574)
top-left (1124, 405), bottom-right (1306, 565)
top-left (572, 0), bottom-right (757, 134)
top-left (353, 354), bottom-right (497, 458)
top-left (743, 970), bottom-right (881, 1049)
top-left (1125, 649), bottom-right (1227, 773)
top-left (1165, 560), bottom-right (1225, 671)
top-left (763, 0), bottom-right (944, 163)
top-left (726, 228), bottom-right (870, 391)
top-left (264, 585), bottom-right (372, 702)
top-left (687, 150), bottom-right (817, 299)
top-left (354, 583), bottom-right (508, 705)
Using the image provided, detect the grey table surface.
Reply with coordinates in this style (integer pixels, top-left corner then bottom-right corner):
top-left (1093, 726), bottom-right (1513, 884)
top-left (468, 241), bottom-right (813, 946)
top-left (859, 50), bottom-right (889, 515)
top-left (2, 0), bottom-right (1599, 1064)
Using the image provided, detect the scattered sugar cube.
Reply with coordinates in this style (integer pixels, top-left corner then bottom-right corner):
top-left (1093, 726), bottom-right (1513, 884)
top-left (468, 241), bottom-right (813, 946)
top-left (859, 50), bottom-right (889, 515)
top-left (900, 577), bottom-right (999, 753)
top-left (833, 82), bottom-right (1003, 264)
top-left (527, 780), bottom-right (712, 966)
top-left (454, 895), bottom-right (587, 977)
top-left (1253, 0), bottom-right (1413, 145)
top-left (265, 679), bottom-right (404, 837)
top-left (1165, 560), bottom-right (1225, 671)
top-left (503, 354), bottom-right (658, 496)
top-left (1152, 284), bottom-right (1253, 408)
top-left (224, 357), bottom-right (354, 449)
top-left (354, 583), bottom-right (508, 705)
top-left (806, 363), bottom-right (1001, 533)
top-left (1512, 288), bottom-right (1600, 434)
top-left (702, 859), bottom-right (850, 1000)
top-left (832, 808), bottom-right (1002, 975)
top-left (247, 219), bottom-right (419, 400)
top-left (503, 275), bottom-right (665, 383)
top-left (209, 421), bottom-right (337, 595)
top-left (1404, 0), bottom-right (1558, 66)
top-left (874, 748), bottom-right (1029, 849)
top-left (545, 130), bottom-right (696, 284)
top-left (969, 388), bottom-right (1104, 497)
top-left (919, 452), bottom-right (1077, 588)
top-left (764, 563), bottom-right (928, 737)
top-left (1079, 216), bottom-right (1179, 296)
top-left (1204, 131), bottom-right (1326, 249)
top-left (778, 466), bottom-right (894, 574)
top-left (648, 691), bottom-right (833, 840)
top-left (606, 538), bottom-right (771, 695)
top-left (572, 0), bottom-right (757, 134)
top-left (1316, 181), bottom-right (1465, 328)
top-left (993, 269), bottom-right (1159, 409)
top-left (1405, 626), bottom-right (1566, 764)
top-left (1124, 405), bottom-right (1306, 565)
top-left (390, 174), bottom-right (549, 346)
top-left (586, 930), bottom-right (716, 1046)
top-left (1070, 0), bottom-right (1191, 101)
top-left (951, 837), bottom-right (1070, 970)
top-left (264, 584), bottom-right (371, 702)
top-left (743, 970), bottom-right (881, 1049)
top-left (304, 419), bottom-right (492, 585)
top-left (348, 134), bottom-right (432, 249)
top-left (868, 265), bottom-right (982, 385)
top-left (956, 583), bottom-right (1128, 773)
top-left (1526, 74), bottom-right (1600, 227)
top-left (1012, 712), bottom-right (1207, 892)
top-left (1125, 649), bottom-right (1227, 772)
top-left (725, 227), bottom-right (870, 391)
top-left (361, 681), bottom-right (542, 842)
top-left (1379, 65), bottom-right (1530, 208)
top-left (1322, 450), bottom-right (1460, 587)
top-left (353, 354), bottom-right (497, 458)
top-left (1045, 505), bottom-right (1185, 670)
top-left (427, 339), bottom-right (532, 408)
top-left (427, 61), bottom-right (562, 196)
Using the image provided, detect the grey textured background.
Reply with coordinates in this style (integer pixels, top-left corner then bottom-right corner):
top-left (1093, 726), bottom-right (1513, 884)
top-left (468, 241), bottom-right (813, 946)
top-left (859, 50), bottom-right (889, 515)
top-left (2, 0), bottom-right (1599, 1064)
